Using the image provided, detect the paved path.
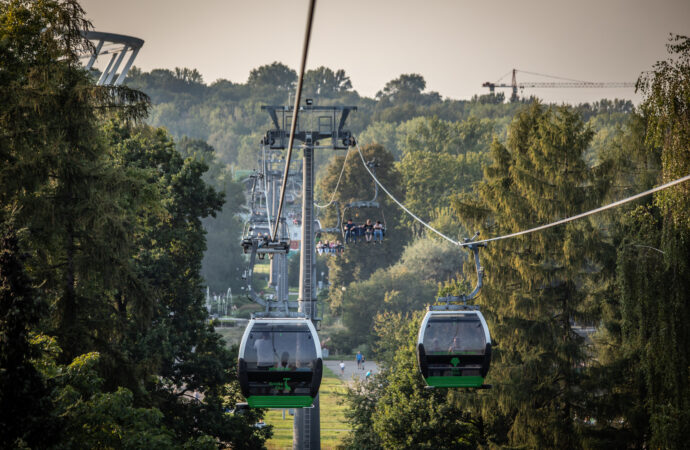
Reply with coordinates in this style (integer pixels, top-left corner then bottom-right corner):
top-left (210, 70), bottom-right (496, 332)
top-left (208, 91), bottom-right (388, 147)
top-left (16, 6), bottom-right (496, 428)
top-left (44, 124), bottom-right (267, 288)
top-left (324, 360), bottom-right (379, 384)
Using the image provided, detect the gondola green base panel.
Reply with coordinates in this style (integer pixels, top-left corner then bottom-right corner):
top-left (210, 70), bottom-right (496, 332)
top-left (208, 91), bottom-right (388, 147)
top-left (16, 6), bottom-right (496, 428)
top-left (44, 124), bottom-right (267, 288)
top-left (426, 376), bottom-right (484, 388)
top-left (247, 396), bottom-right (314, 408)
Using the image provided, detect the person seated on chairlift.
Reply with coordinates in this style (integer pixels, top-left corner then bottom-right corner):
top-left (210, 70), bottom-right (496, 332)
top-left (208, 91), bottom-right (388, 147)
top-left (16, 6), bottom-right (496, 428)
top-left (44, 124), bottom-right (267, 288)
top-left (363, 219), bottom-right (374, 243)
top-left (329, 241), bottom-right (337, 254)
top-left (374, 220), bottom-right (384, 243)
top-left (316, 241), bottom-right (324, 255)
top-left (345, 219), bottom-right (357, 244)
top-left (336, 240), bottom-right (344, 254)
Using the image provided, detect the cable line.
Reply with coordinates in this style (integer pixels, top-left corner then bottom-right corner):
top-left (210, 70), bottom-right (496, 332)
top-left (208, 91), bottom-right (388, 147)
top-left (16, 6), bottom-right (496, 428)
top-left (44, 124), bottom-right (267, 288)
top-left (261, 145), bottom-right (275, 237)
top-left (272, 0), bottom-right (317, 240)
top-left (472, 174), bottom-right (690, 246)
top-left (315, 148), bottom-right (351, 209)
top-left (354, 139), bottom-right (461, 246)
top-left (354, 136), bottom-right (690, 247)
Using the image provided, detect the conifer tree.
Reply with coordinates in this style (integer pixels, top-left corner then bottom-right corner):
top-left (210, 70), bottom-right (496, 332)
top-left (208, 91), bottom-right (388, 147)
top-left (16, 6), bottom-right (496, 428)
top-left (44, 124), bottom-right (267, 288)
top-left (0, 212), bottom-right (53, 448)
top-left (1, 2), bottom-right (269, 447)
top-left (0, 0), bottom-right (150, 363)
top-left (453, 103), bottom-right (609, 447)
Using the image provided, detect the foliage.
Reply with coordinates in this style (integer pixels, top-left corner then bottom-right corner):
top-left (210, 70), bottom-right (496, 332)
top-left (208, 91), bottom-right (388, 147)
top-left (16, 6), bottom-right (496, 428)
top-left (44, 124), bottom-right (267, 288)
top-left (343, 313), bottom-right (480, 449)
top-left (603, 34), bottom-right (690, 448)
top-left (0, 1), bottom-right (268, 447)
top-left (316, 143), bottom-right (409, 296)
top-left (452, 102), bottom-right (610, 448)
top-left (303, 66), bottom-right (353, 98)
top-left (177, 137), bottom-right (247, 294)
top-left (638, 34), bottom-right (690, 227)
top-left (0, 213), bottom-right (52, 448)
top-left (331, 237), bottom-right (464, 354)
top-left (42, 350), bottom-right (175, 450)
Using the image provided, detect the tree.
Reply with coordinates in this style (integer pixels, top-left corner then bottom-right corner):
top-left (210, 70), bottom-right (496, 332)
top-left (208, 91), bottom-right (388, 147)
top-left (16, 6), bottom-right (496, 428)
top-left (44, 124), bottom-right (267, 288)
top-left (0, 2), bottom-right (269, 446)
top-left (303, 66), bottom-right (352, 98)
top-left (342, 313), bottom-right (481, 450)
top-left (357, 121), bottom-right (400, 158)
top-left (316, 144), bottom-right (409, 296)
top-left (609, 34), bottom-right (690, 448)
top-left (375, 74), bottom-right (442, 107)
top-left (397, 116), bottom-right (492, 235)
top-left (0, 213), bottom-right (52, 448)
top-left (247, 61), bottom-right (296, 98)
top-left (0, 0), bottom-right (150, 363)
top-left (452, 102), bottom-right (610, 448)
top-left (376, 74), bottom-right (427, 99)
top-left (331, 237), bottom-right (460, 353)
top-left (106, 124), bottom-right (269, 448)
top-left (174, 67), bottom-right (204, 85)
top-left (177, 137), bottom-right (247, 294)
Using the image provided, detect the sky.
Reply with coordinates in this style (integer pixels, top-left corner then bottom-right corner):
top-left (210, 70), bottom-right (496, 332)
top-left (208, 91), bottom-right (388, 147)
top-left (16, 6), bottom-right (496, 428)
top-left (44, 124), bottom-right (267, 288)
top-left (80, 0), bottom-right (690, 105)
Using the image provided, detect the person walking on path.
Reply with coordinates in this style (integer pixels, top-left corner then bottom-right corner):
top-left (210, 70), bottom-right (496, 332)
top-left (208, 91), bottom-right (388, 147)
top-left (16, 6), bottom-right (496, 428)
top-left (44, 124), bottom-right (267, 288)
top-left (356, 351), bottom-right (362, 370)
top-left (339, 361), bottom-right (345, 375)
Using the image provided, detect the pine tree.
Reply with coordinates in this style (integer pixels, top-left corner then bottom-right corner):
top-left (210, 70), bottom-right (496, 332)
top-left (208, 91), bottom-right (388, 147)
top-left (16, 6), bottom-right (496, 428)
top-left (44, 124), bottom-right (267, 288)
top-left (453, 103), bottom-right (609, 448)
top-left (0, 0), bottom-right (150, 363)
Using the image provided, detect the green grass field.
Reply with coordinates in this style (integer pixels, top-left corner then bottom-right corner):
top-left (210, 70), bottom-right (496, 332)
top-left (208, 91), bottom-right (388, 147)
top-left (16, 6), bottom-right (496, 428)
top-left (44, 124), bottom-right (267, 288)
top-left (264, 367), bottom-right (349, 450)
top-left (253, 262), bottom-right (271, 275)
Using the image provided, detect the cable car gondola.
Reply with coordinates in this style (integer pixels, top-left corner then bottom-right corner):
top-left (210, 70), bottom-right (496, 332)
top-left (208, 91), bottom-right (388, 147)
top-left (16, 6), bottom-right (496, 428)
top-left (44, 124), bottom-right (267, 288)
top-left (417, 308), bottom-right (491, 388)
top-left (416, 235), bottom-right (491, 388)
top-left (238, 318), bottom-right (323, 408)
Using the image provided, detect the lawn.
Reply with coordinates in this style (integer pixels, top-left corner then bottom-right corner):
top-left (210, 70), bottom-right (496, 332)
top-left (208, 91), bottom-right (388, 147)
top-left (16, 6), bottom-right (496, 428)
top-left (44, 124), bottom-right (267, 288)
top-left (264, 367), bottom-right (349, 450)
top-left (253, 262), bottom-right (271, 275)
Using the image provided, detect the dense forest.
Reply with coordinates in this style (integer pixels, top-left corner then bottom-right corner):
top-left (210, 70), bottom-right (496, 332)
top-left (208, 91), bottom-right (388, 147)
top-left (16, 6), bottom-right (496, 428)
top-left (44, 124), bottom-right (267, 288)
top-left (1, 0), bottom-right (689, 449)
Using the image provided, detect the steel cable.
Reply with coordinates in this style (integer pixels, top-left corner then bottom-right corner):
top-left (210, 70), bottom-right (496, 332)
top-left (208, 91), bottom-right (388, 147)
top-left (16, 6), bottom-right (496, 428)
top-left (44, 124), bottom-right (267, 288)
top-left (354, 136), bottom-right (690, 247)
top-left (315, 148), bottom-right (351, 209)
top-left (272, 0), bottom-right (317, 240)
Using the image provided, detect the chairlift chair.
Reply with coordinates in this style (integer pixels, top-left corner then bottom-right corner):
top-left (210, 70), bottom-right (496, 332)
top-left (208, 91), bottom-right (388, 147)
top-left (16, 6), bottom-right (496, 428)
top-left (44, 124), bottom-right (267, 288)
top-left (241, 218), bottom-right (291, 255)
top-left (315, 201), bottom-right (342, 236)
top-left (341, 160), bottom-right (386, 243)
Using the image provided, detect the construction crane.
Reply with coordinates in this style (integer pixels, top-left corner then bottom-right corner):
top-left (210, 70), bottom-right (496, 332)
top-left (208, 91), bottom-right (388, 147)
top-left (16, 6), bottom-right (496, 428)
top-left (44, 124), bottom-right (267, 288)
top-left (482, 69), bottom-right (635, 102)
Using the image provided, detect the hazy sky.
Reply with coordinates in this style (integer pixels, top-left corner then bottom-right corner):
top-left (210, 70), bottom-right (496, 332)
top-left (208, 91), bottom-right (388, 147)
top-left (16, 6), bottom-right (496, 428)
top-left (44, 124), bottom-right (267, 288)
top-left (80, 0), bottom-right (689, 104)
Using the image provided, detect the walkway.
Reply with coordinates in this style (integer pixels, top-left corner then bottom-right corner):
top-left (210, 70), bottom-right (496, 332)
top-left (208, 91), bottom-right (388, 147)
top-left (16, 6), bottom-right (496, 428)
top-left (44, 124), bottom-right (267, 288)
top-left (324, 359), bottom-right (379, 384)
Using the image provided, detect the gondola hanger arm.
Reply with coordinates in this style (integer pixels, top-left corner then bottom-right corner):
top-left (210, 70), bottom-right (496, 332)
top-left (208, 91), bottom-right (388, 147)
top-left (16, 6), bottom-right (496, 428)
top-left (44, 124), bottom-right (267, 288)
top-left (436, 232), bottom-right (485, 306)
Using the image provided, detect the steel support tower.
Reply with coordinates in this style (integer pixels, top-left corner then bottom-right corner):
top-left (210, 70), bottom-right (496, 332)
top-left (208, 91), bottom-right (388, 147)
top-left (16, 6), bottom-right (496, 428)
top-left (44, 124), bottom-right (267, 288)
top-left (264, 151), bottom-right (289, 303)
top-left (261, 104), bottom-right (356, 450)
